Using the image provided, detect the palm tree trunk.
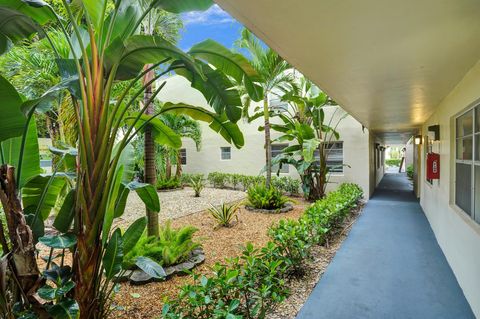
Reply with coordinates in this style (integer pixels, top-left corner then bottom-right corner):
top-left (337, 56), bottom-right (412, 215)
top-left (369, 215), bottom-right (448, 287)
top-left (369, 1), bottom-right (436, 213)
top-left (175, 152), bottom-right (182, 178)
top-left (143, 64), bottom-right (159, 237)
top-left (165, 153), bottom-right (172, 180)
top-left (263, 97), bottom-right (272, 188)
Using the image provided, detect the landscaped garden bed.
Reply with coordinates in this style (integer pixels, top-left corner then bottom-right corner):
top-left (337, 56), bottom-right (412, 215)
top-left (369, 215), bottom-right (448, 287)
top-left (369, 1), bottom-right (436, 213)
top-left (112, 197), bottom-right (307, 318)
top-left (111, 183), bottom-right (364, 319)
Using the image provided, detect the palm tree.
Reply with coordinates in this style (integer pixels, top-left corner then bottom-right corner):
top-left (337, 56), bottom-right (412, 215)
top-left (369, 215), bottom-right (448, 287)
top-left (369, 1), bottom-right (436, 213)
top-left (140, 5), bottom-right (183, 236)
top-left (235, 29), bottom-right (296, 187)
top-left (159, 113), bottom-right (201, 179)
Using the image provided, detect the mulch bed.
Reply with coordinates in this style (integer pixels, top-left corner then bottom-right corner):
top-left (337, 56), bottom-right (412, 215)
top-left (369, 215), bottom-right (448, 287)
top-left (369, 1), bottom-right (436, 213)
top-left (111, 198), bottom-right (308, 319)
top-left (112, 199), bottom-right (365, 319)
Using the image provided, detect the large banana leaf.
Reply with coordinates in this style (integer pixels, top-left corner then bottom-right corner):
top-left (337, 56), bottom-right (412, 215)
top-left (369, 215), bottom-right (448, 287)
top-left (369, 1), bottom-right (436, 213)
top-left (0, 0), bottom-right (55, 24)
top-left (175, 62), bottom-right (243, 123)
top-left (126, 113), bottom-right (182, 149)
top-left (0, 7), bottom-right (38, 55)
top-left (152, 0), bottom-right (212, 13)
top-left (161, 102), bottom-right (244, 149)
top-left (1, 120), bottom-right (41, 188)
top-left (0, 75), bottom-right (27, 141)
top-left (105, 35), bottom-right (202, 80)
top-left (22, 174), bottom-right (66, 220)
top-left (189, 39), bottom-right (263, 102)
top-left (81, 0), bottom-right (107, 30)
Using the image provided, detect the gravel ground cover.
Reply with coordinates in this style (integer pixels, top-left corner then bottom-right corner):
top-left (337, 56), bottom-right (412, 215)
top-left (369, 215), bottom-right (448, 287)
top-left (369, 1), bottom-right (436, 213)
top-left (115, 187), bottom-right (247, 229)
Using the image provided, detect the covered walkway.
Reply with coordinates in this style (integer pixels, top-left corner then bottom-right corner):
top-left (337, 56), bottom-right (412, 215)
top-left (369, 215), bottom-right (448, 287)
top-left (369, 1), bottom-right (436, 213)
top-left (296, 173), bottom-right (475, 319)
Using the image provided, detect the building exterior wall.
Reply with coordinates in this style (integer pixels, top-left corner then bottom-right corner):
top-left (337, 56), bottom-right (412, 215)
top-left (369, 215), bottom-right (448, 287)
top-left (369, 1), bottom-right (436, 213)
top-left (419, 59), bottom-right (480, 317)
top-left (157, 76), bottom-right (371, 198)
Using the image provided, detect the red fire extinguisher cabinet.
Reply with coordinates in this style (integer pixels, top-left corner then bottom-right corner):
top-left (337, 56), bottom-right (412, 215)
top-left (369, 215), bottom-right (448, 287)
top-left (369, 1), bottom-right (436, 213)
top-left (427, 152), bottom-right (440, 180)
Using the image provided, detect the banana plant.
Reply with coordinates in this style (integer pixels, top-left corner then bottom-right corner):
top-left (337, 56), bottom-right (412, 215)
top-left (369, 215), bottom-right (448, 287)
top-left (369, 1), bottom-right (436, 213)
top-left (270, 77), bottom-right (347, 201)
top-left (0, 0), bottom-right (262, 317)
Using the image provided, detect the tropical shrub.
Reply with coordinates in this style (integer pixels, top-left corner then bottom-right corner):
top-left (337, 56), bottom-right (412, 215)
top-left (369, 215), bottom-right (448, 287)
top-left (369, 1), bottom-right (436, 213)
top-left (229, 173), bottom-right (242, 190)
top-left (190, 176), bottom-right (205, 197)
top-left (124, 221), bottom-right (200, 268)
top-left (268, 219), bottom-right (311, 275)
top-left (208, 203), bottom-right (239, 227)
top-left (207, 172), bottom-right (229, 188)
top-left (157, 178), bottom-right (182, 190)
top-left (406, 164), bottom-right (414, 179)
top-left (247, 184), bottom-right (290, 210)
top-left (162, 242), bottom-right (288, 319)
top-left (162, 183), bottom-right (363, 319)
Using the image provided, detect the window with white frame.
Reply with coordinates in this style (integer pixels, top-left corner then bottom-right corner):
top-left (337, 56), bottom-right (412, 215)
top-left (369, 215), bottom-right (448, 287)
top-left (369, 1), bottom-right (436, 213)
top-left (314, 141), bottom-right (344, 173)
top-left (271, 143), bottom-right (289, 173)
top-left (180, 148), bottom-right (186, 165)
top-left (455, 105), bottom-right (480, 224)
top-left (220, 147), bottom-right (231, 160)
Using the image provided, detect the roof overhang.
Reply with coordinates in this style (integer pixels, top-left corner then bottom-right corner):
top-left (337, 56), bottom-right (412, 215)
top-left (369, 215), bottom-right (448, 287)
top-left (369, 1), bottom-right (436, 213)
top-left (215, 0), bottom-right (480, 143)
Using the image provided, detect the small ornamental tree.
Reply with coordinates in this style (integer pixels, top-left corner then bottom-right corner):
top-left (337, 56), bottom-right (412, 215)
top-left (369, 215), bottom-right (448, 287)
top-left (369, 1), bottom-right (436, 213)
top-left (271, 77), bottom-right (347, 200)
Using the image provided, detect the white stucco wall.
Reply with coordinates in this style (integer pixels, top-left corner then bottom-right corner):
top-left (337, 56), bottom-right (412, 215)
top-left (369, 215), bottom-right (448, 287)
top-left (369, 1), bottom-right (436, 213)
top-left (420, 59), bottom-right (480, 317)
top-left (157, 75), bottom-right (371, 198)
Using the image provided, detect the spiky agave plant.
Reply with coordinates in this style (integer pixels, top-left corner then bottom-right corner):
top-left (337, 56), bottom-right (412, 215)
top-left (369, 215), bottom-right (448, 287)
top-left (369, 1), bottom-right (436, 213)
top-left (0, 0), bottom-right (264, 317)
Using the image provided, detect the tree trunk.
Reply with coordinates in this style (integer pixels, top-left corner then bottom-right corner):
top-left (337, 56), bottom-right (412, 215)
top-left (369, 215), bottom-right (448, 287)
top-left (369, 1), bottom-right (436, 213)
top-left (263, 97), bottom-right (272, 188)
top-left (175, 152), bottom-right (182, 178)
top-left (0, 165), bottom-right (40, 305)
top-left (165, 154), bottom-right (172, 180)
top-left (143, 64), bottom-right (159, 237)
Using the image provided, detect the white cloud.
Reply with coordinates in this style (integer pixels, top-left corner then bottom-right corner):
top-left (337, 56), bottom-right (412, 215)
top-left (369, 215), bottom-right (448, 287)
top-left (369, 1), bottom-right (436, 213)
top-left (182, 5), bottom-right (235, 26)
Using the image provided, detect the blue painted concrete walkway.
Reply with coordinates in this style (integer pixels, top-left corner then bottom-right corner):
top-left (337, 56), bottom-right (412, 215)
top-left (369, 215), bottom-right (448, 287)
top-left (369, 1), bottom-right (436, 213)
top-left (296, 173), bottom-right (475, 319)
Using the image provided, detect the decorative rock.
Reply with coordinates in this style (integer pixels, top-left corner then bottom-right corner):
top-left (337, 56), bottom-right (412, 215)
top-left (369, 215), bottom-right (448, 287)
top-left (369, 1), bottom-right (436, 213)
top-left (175, 261), bottom-right (195, 273)
top-left (129, 270), bottom-right (153, 285)
top-left (245, 203), bottom-right (294, 214)
top-left (114, 270), bottom-right (133, 283)
top-left (125, 247), bottom-right (206, 285)
top-left (190, 253), bottom-right (205, 265)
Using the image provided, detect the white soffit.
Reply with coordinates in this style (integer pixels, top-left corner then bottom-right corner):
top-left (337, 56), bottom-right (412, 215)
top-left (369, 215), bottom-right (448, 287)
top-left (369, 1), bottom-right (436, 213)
top-left (215, 0), bottom-right (480, 140)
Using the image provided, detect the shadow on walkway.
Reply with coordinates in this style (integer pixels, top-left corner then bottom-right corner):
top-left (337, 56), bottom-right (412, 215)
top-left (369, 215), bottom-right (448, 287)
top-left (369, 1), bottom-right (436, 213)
top-left (296, 173), bottom-right (474, 319)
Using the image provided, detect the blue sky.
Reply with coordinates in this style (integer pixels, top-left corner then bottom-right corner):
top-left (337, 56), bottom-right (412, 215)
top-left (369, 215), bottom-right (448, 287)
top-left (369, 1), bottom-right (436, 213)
top-left (179, 5), bottom-right (243, 51)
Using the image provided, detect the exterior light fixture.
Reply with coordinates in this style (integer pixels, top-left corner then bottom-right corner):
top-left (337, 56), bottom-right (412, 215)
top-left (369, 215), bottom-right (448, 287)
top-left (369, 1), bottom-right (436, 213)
top-left (414, 135), bottom-right (422, 145)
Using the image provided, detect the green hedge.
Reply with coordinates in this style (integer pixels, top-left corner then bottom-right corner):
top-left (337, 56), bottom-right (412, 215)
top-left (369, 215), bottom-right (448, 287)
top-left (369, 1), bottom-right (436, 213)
top-left (385, 159), bottom-right (402, 167)
top-left (406, 164), bottom-right (414, 179)
top-left (162, 183), bottom-right (363, 319)
top-left (206, 172), bottom-right (301, 195)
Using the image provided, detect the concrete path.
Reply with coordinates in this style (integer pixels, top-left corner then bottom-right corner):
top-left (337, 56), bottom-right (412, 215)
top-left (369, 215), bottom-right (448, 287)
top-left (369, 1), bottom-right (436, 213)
top-left (296, 173), bottom-right (475, 319)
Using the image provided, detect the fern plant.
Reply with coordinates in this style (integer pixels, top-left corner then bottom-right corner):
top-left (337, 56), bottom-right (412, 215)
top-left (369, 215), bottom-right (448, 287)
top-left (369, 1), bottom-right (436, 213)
top-left (190, 175), bottom-right (205, 197)
top-left (124, 221), bottom-right (200, 268)
top-left (208, 203), bottom-right (240, 228)
top-left (247, 184), bottom-right (290, 210)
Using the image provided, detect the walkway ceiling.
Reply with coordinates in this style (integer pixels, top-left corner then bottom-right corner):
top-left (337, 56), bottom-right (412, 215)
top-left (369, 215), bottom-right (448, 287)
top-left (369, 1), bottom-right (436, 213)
top-left (215, 0), bottom-right (480, 144)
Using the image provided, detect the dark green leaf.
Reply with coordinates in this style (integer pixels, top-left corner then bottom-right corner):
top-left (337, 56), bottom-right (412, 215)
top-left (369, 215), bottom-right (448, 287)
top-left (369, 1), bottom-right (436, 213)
top-left (1, 119), bottom-right (41, 188)
top-left (39, 233), bottom-right (76, 249)
top-left (53, 190), bottom-right (75, 233)
top-left (152, 0), bottom-right (212, 13)
top-left (189, 39), bottom-right (262, 101)
top-left (126, 113), bottom-right (181, 149)
top-left (105, 35), bottom-right (201, 80)
top-left (175, 62), bottom-right (243, 123)
top-left (161, 103), bottom-right (244, 148)
top-left (122, 217), bottom-right (146, 255)
top-left (126, 181), bottom-right (160, 212)
top-left (0, 75), bottom-right (26, 141)
top-left (47, 299), bottom-right (79, 319)
top-left (103, 229), bottom-right (123, 279)
top-left (23, 174), bottom-right (66, 220)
